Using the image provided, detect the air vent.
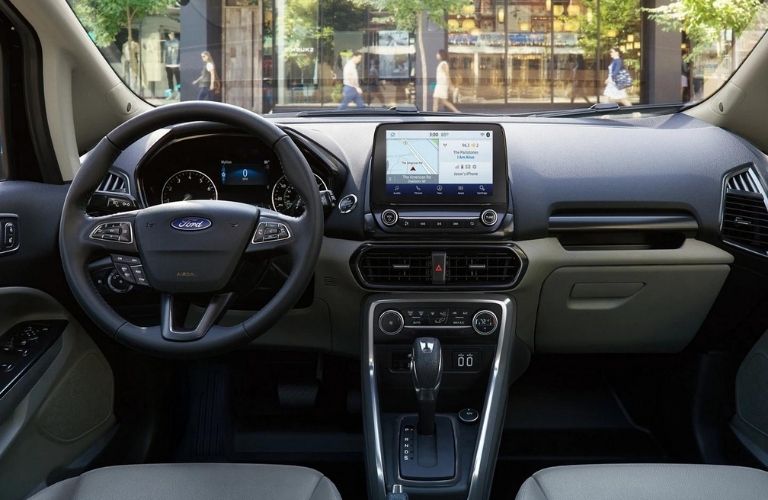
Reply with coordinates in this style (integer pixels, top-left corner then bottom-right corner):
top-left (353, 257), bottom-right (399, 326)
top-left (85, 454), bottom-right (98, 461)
top-left (446, 249), bottom-right (521, 285)
top-left (354, 245), bottom-right (523, 289)
top-left (97, 172), bottom-right (129, 194)
top-left (722, 166), bottom-right (768, 256)
top-left (357, 249), bottom-right (432, 285)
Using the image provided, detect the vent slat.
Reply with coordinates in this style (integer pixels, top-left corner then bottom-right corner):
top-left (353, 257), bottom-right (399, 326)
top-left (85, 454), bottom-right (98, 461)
top-left (97, 172), bottom-right (128, 194)
top-left (722, 168), bottom-right (768, 254)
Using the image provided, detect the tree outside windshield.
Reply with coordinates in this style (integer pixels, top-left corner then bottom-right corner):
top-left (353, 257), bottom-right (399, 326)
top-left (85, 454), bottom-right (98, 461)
top-left (69, 0), bottom-right (767, 114)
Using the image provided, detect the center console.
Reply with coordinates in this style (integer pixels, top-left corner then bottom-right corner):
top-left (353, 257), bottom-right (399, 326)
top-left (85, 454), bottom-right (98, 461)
top-left (362, 295), bottom-right (517, 500)
top-left (370, 123), bottom-right (509, 234)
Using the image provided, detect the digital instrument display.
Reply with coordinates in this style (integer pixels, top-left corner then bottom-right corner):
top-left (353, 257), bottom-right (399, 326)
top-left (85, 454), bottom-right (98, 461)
top-left (220, 161), bottom-right (270, 186)
top-left (385, 130), bottom-right (494, 197)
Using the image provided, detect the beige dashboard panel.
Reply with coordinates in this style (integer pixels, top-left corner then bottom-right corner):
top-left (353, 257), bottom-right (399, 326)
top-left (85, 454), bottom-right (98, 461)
top-left (535, 264), bottom-right (730, 352)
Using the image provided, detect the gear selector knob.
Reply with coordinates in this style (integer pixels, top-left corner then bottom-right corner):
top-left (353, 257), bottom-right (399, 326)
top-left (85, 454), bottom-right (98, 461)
top-left (411, 337), bottom-right (442, 435)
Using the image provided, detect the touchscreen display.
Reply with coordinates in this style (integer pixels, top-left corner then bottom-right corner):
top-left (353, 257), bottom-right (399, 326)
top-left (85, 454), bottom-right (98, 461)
top-left (385, 130), bottom-right (494, 197)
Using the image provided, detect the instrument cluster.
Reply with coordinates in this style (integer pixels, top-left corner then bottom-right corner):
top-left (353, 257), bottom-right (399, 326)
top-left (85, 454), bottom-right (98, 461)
top-left (138, 133), bottom-right (333, 216)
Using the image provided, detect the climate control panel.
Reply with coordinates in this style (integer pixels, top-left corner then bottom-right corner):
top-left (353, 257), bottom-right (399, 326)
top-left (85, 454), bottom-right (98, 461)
top-left (372, 300), bottom-right (502, 342)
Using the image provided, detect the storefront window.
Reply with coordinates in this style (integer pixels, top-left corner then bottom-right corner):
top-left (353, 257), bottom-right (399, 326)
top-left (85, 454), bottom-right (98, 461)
top-left (70, 0), bottom-right (768, 113)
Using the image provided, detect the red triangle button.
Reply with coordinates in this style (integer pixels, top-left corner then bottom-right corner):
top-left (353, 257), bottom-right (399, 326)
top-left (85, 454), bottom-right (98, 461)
top-left (435, 264), bottom-right (443, 273)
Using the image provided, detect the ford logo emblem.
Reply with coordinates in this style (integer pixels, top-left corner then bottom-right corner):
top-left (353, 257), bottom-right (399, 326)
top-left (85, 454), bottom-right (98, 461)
top-left (170, 217), bottom-right (212, 231)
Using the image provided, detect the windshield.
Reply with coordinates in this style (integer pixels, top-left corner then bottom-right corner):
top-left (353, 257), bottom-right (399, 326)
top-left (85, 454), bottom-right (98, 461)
top-left (68, 0), bottom-right (767, 115)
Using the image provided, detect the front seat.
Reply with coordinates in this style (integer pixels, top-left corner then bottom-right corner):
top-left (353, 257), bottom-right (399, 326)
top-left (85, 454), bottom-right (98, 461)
top-left (28, 463), bottom-right (341, 500)
top-left (515, 463), bottom-right (768, 500)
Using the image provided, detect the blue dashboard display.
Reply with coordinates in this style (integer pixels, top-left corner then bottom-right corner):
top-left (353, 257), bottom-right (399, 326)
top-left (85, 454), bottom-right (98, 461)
top-left (220, 162), bottom-right (270, 186)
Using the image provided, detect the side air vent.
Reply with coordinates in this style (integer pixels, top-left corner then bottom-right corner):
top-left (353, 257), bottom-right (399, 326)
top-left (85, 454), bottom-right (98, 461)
top-left (722, 166), bottom-right (768, 256)
top-left (97, 172), bottom-right (129, 194)
top-left (354, 245), bottom-right (524, 289)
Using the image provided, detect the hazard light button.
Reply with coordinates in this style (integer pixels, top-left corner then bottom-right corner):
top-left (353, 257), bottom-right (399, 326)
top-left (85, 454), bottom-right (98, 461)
top-left (432, 251), bottom-right (446, 284)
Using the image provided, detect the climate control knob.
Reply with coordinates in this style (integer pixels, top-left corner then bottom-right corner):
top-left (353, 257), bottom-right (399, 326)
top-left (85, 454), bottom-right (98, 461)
top-left (378, 310), bottom-right (404, 335)
top-left (472, 310), bottom-right (498, 335)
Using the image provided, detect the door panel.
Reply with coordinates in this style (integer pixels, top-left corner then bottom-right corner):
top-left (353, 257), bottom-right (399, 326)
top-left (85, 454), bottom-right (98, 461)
top-left (0, 181), bottom-right (116, 500)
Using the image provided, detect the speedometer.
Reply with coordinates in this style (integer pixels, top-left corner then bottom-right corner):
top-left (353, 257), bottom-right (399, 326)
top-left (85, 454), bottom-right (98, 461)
top-left (161, 170), bottom-right (218, 203)
top-left (271, 174), bottom-right (327, 216)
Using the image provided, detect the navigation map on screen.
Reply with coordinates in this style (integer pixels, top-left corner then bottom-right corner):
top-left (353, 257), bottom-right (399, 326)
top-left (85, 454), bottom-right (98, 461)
top-left (385, 130), bottom-right (494, 197)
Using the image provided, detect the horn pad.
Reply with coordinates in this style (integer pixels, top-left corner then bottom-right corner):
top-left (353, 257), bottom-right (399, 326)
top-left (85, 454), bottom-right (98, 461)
top-left (135, 200), bottom-right (259, 293)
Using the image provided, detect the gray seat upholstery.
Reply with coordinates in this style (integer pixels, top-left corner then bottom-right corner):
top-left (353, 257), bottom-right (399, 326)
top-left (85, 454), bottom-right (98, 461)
top-left (28, 463), bottom-right (341, 500)
top-left (515, 463), bottom-right (768, 500)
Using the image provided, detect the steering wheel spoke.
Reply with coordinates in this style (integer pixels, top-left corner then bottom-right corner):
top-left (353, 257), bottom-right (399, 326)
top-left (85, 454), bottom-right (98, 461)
top-left (160, 292), bottom-right (235, 342)
top-left (246, 209), bottom-right (304, 257)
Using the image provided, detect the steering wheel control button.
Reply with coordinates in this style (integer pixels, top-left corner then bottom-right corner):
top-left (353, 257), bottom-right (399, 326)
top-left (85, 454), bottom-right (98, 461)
top-left (379, 310), bottom-right (404, 335)
top-left (112, 254), bottom-right (141, 265)
top-left (130, 266), bottom-right (149, 286)
top-left (481, 209), bottom-right (499, 226)
top-left (252, 221), bottom-right (291, 244)
top-left (91, 222), bottom-right (133, 243)
top-left (472, 310), bottom-right (499, 335)
top-left (458, 408), bottom-right (480, 424)
top-left (107, 271), bottom-right (133, 294)
top-left (381, 209), bottom-right (398, 227)
top-left (338, 194), bottom-right (358, 214)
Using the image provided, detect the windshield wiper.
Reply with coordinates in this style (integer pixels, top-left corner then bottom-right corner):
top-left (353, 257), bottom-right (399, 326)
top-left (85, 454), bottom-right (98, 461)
top-left (527, 102), bottom-right (686, 118)
top-left (293, 105), bottom-right (496, 118)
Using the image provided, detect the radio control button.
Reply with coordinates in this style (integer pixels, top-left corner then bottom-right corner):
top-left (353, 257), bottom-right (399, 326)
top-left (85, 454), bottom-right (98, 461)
top-left (481, 209), bottom-right (499, 226)
top-left (382, 209), bottom-right (399, 227)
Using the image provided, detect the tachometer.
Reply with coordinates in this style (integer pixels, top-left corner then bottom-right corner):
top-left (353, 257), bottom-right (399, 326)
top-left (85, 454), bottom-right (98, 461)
top-left (161, 170), bottom-right (218, 203)
top-left (271, 174), bottom-right (327, 216)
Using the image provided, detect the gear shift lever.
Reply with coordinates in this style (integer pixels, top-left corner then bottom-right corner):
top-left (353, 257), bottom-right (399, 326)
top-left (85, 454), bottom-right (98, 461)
top-left (411, 337), bottom-right (442, 435)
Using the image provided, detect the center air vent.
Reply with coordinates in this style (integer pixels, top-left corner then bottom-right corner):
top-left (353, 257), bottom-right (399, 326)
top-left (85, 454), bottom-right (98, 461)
top-left (722, 166), bottom-right (768, 256)
top-left (354, 245), bottom-right (524, 289)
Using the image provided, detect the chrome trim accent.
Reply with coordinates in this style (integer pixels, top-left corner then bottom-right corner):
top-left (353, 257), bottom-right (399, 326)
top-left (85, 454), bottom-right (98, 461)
top-left (365, 296), bottom-right (513, 500)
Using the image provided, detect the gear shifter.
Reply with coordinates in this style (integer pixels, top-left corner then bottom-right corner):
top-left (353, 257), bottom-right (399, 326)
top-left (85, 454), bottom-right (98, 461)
top-left (411, 337), bottom-right (442, 435)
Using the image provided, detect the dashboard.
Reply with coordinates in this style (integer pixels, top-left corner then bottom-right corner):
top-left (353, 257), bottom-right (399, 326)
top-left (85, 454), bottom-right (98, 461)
top-left (89, 112), bottom-right (768, 357)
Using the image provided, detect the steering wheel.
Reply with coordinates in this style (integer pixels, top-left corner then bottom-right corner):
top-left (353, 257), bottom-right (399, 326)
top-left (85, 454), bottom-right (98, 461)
top-left (59, 102), bottom-right (324, 357)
